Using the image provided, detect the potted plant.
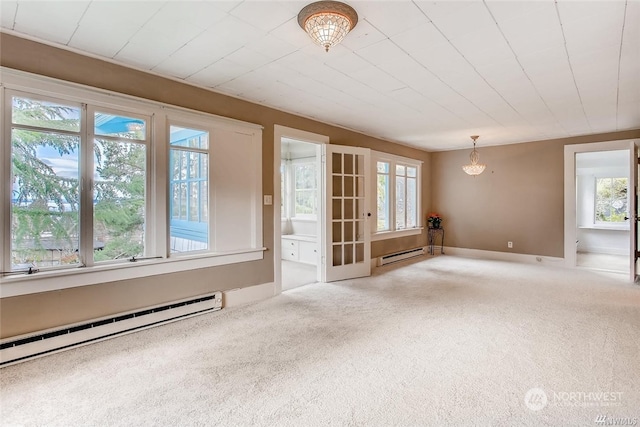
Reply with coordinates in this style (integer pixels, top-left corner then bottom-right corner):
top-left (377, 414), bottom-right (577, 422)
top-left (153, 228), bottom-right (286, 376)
top-left (428, 213), bottom-right (442, 229)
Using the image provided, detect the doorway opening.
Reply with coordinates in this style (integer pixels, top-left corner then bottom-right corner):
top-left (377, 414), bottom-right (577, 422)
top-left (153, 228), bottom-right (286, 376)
top-left (575, 150), bottom-right (630, 274)
top-left (564, 139), bottom-right (638, 281)
top-left (280, 138), bottom-right (321, 291)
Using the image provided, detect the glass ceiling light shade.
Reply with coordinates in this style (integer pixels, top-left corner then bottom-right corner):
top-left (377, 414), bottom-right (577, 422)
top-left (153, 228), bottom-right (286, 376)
top-left (298, 1), bottom-right (358, 52)
top-left (462, 135), bottom-right (486, 176)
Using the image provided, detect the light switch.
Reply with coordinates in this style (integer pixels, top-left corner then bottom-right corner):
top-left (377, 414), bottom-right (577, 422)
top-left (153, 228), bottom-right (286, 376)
top-left (264, 195), bottom-right (273, 205)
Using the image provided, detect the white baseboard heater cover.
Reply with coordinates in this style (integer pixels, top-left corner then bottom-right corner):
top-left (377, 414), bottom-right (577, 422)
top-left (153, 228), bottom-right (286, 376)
top-left (0, 291), bottom-right (222, 367)
top-left (378, 247), bottom-right (426, 266)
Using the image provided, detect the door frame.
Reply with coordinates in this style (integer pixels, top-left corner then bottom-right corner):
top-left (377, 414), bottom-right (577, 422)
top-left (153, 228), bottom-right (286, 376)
top-left (564, 139), bottom-right (637, 280)
top-left (273, 125), bottom-right (329, 295)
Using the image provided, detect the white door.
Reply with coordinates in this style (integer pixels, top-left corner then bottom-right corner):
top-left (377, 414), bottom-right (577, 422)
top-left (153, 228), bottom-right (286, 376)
top-left (321, 144), bottom-right (371, 282)
top-left (630, 141), bottom-right (638, 281)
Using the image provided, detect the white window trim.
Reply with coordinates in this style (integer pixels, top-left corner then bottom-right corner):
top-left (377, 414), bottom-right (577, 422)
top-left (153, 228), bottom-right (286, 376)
top-left (371, 151), bottom-right (423, 241)
top-left (0, 68), bottom-right (264, 296)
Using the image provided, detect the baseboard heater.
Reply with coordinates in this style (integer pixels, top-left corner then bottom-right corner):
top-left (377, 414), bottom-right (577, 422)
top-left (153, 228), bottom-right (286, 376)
top-left (0, 291), bottom-right (222, 367)
top-left (377, 247), bottom-right (426, 266)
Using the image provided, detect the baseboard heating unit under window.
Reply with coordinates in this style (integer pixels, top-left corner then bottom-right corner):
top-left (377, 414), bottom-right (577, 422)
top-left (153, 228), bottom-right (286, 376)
top-left (377, 247), bottom-right (426, 266)
top-left (0, 291), bottom-right (222, 367)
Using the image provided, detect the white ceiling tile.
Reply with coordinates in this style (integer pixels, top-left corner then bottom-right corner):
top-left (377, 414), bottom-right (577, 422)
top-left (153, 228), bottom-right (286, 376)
top-left (0, 1), bottom-right (17, 29)
top-left (224, 46), bottom-right (274, 71)
top-left (411, 43), bottom-right (474, 81)
top-left (449, 25), bottom-right (514, 69)
top-left (556, 0), bottom-right (626, 24)
top-left (418, 1), bottom-right (496, 40)
top-left (245, 33), bottom-right (299, 61)
top-left (144, 2), bottom-right (227, 34)
top-left (562, 13), bottom-right (624, 55)
top-left (359, 2), bottom-right (427, 37)
top-left (349, 65), bottom-right (406, 93)
top-left (484, 1), bottom-right (550, 24)
top-left (230, 2), bottom-right (294, 32)
top-left (269, 17), bottom-right (313, 50)
top-left (324, 52), bottom-right (372, 75)
top-left (14, 1), bottom-right (90, 44)
top-left (495, 2), bottom-right (564, 56)
top-left (617, 101), bottom-right (640, 130)
top-left (391, 22), bottom-right (448, 54)
top-left (68, 22), bottom-right (132, 58)
top-left (338, 19), bottom-right (387, 51)
top-left (186, 58), bottom-right (248, 88)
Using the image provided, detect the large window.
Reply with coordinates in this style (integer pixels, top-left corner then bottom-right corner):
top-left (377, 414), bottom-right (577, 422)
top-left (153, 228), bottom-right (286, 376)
top-left (1, 71), bottom-right (263, 291)
top-left (373, 152), bottom-right (421, 237)
top-left (8, 94), bottom-right (149, 270)
top-left (595, 177), bottom-right (628, 223)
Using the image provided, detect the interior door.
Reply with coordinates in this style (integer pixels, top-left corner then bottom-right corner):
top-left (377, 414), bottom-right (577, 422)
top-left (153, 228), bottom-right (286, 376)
top-left (631, 141), bottom-right (638, 281)
top-left (322, 144), bottom-right (371, 282)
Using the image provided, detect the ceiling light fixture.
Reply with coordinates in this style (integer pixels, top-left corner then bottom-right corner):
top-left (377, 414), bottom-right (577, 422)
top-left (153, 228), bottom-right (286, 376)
top-left (298, 1), bottom-right (358, 52)
top-left (462, 135), bottom-right (486, 176)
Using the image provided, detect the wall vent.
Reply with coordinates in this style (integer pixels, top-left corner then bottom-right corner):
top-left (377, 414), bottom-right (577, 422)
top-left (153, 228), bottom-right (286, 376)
top-left (377, 247), bottom-right (426, 266)
top-left (0, 291), bottom-right (222, 367)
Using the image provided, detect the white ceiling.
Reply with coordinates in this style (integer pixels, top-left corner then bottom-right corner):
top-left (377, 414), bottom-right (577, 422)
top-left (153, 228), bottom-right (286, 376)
top-left (1, 0), bottom-right (638, 151)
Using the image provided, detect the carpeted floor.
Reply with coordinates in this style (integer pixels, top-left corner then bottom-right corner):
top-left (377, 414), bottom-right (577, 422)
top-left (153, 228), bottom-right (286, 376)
top-left (1, 256), bottom-right (639, 426)
top-left (281, 260), bottom-right (317, 291)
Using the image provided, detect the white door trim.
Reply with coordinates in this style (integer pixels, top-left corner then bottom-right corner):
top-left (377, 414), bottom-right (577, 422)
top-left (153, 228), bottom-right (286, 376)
top-left (273, 125), bottom-right (329, 295)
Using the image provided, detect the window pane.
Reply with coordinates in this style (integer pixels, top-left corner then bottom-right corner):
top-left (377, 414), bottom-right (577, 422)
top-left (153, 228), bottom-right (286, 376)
top-left (407, 166), bottom-right (417, 178)
top-left (407, 177), bottom-right (417, 228)
top-left (11, 129), bottom-right (80, 270)
top-left (169, 127), bottom-right (209, 253)
top-left (94, 112), bottom-right (146, 140)
top-left (295, 190), bottom-right (316, 215)
top-left (377, 161), bottom-right (389, 174)
top-left (396, 176), bottom-right (406, 229)
top-left (93, 139), bottom-right (146, 262)
top-left (294, 163), bottom-right (317, 216)
top-left (377, 173), bottom-right (389, 231)
top-left (595, 177), bottom-right (628, 223)
top-left (12, 96), bottom-right (80, 132)
top-left (169, 125), bottom-right (208, 149)
top-left (396, 164), bottom-right (405, 176)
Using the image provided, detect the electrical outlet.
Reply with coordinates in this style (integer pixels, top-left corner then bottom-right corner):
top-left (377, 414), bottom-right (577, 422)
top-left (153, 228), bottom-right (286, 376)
top-left (507, 241), bottom-right (513, 249)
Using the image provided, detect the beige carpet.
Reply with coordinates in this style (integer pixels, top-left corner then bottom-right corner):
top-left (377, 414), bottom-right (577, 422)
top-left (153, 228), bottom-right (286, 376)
top-left (281, 260), bottom-right (317, 291)
top-left (1, 256), bottom-right (639, 426)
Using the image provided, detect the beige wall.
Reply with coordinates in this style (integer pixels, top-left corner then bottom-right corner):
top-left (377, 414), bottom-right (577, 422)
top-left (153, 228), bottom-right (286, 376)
top-left (431, 130), bottom-right (640, 257)
top-left (0, 34), bottom-right (430, 338)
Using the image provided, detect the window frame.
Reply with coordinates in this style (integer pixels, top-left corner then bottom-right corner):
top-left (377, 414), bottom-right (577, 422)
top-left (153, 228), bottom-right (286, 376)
top-left (370, 151), bottom-right (422, 241)
top-left (0, 68), bottom-right (264, 297)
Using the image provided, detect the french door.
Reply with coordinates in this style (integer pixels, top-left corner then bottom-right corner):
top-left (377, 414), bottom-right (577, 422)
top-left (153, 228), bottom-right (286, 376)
top-left (322, 144), bottom-right (371, 282)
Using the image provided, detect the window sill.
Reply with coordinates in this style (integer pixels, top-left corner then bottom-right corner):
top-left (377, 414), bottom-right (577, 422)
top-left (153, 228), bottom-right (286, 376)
top-left (371, 227), bottom-right (423, 241)
top-left (578, 225), bottom-right (630, 231)
top-left (0, 248), bottom-right (266, 298)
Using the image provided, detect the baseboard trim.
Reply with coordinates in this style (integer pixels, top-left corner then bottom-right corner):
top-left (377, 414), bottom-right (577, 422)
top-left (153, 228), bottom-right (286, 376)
top-left (222, 282), bottom-right (275, 308)
top-left (577, 247), bottom-right (629, 256)
top-left (443, 247), bottom-right (565, 266)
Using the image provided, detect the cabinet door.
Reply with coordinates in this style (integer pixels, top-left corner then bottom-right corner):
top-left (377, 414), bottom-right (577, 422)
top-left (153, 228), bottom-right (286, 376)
top-left (299, 240), bottom-right (318, 265)
top-left (282, 238), bottom-right (299, 261)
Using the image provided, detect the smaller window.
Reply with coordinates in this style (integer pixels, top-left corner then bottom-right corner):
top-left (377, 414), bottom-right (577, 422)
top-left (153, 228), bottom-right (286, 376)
top-left (595, 177), bottom-right (628, 223)
top-left (293, 162), bottom-right (317, 217)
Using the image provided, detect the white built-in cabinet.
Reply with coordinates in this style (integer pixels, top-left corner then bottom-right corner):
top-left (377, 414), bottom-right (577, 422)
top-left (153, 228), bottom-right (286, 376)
top-left (282, 236), bottom-right (317, 265)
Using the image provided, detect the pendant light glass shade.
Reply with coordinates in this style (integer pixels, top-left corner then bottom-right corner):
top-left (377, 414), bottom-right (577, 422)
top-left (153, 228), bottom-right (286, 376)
top-left (462, 135), bottom-right (486, 176)
top-left (298, 1), bottom-right (358, 52)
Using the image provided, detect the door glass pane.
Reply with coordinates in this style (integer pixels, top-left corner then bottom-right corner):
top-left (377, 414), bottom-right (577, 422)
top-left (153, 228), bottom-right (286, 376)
top-left (332, 222), bottom-right (342, 243)
top-left (332, 153), bottom-right (342, 174)
top-left (332, 244), bottom-right (342, 266)
top-left (355, 243), bottom-right (364, 263)
top-left (344, 154), bottom-right (353, 175)
top-left (333, 176), bottom-right (342, 197)
top-left (344, 176), bottom-right (354, 197)
top-left (93, 139), bottom-right (146, 262)
top-left (344, 221), bottom-right (354, 242)
top-left (344, 243), bottom-right (354, 265)
top-left (11, 129), bottom-right (80, 269)
top-left (332, 199), bottom-right (342, 220)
